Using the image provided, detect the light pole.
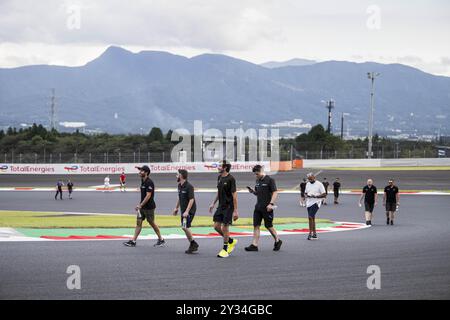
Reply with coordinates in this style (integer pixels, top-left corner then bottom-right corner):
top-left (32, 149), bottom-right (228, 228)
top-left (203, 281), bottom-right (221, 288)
top-left (367, 72), bottom-right (380, 159)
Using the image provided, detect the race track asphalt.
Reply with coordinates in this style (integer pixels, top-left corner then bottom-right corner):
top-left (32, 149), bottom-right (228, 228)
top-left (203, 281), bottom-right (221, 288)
top-left (1, 168), bottom-right (450, 190)
top-left (1, 187), bottom-right (449, 299)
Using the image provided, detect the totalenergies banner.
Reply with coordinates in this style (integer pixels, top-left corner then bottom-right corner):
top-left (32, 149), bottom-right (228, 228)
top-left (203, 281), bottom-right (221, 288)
top-left (0, 162), bottom-right (271, 175)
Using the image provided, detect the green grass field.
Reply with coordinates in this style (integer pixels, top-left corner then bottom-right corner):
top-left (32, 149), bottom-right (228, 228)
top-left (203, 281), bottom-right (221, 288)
top-left (0, 210), bottom-right (328, 229)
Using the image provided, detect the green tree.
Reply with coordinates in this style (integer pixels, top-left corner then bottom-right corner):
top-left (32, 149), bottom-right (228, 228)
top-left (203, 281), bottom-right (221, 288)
top-left (148, 127), bottom-right (164, 142)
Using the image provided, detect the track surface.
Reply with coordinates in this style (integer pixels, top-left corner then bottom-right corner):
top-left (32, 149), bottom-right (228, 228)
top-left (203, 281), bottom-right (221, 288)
top-left (1, 188), bottom-right (450, 299)
top-left (1, 169), bottom-right (450, 190)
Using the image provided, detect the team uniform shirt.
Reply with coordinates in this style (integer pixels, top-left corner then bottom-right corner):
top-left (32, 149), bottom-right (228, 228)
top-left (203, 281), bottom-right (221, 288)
top-left (67, 182), bottom-right (73, 191)
top-left (217, 174), bottom-right (237, 209)
top-left (56, 181), bottom-right (63, 190)
top-left (333, 181), bottom-right (341, 192)
top-left (362, 185), bottom-right (378, 203)
top-left (305, 181), bottom-right (326, 208)
top-left (140, 178), bottom-right (156, 210)
top-left (104, 177), bottom-right (110, 185)
top-left (120, 174), bottom-right (126, 184)
top-left (178, 181), bottom-right (196, 215)
top-left (384, 185), bottom-right (399, 204)
top-left (254, 175), bottom-right (277, 210)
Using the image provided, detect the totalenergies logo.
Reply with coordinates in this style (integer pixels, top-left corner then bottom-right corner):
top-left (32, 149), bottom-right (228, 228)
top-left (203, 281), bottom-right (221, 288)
top-left (0, 165), bottom-right (8, 172)
top-left (64, 165), bottom-right (79, 172)
top-left (204, 162), bottom-right (220, 170)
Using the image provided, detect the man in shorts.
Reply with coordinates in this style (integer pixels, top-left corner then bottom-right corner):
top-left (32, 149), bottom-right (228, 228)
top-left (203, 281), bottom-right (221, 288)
top-left (305, 173), bottom-right (327, 240)
top-left (384, 179), bottom-right (400, 225)
top-left (119, 172), bottom-right (126, 192)
top-left (245, 165), bottom-right (282, 252)
top-left (209, 160), bottom-right (239, 258)
top-left (172, 169), bottom-right (199, 254)
top-left (359, 179), bottom-right (378, 225)
top-left (123, 165), bottom-right (166, 247)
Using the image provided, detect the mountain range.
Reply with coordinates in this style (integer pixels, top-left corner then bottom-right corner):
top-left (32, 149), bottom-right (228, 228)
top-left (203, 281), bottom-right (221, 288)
top-left (0, 46), bottom-right (449, 136)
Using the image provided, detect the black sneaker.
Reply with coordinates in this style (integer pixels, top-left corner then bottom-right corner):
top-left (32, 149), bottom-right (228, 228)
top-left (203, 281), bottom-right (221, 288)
top-left (366, 221), bottom-right (370, 225)
top-left (273, 239), bottom-right (283, 251)
top-left (123, 240), bottom-right (136, 247)
top-left (311, 234), bottom-right (318, 240)
top-left (185, 241), bottom-right (199, 254)
top-left (387, 218), bottom-right (390, 225)
top-left (307, 234), bottom-right (312, 240)
top-left (154, 239), bottom-right (166, 247)
top-left (369, 221), bottom-right (372, 225)
top-left (390, 220), bottom-right (394, 225)
top-left (244, 244), bottom-right (259, 251)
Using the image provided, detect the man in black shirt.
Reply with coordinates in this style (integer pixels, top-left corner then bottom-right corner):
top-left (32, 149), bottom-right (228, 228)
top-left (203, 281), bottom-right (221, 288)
top-left (300, 178), bottom-right (307, 207)
top-left (359, 179), bottom-right (378, 225)
top-left (67, 179), bottom-right (74, 199)
top-left (245, 165), bottom-right (282, 252)
top-left (55, 180), bottom-right (63, 200)
top-left (322, 178), bottom-right (329, 205)
top-left (333, 178), bottom-right (341, 204)
top-left (209, 160), bottom-right (239, 258)
top-left (123, 165), bottom-right (165, 247)
top-left (384, 179), bottom-right (400, 225)
top-left (172, 169), bottom-right (199, 254)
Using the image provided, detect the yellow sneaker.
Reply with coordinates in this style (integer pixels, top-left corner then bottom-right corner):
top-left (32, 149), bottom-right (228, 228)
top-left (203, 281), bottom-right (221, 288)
top-left (217, 249), bottom-right (229, 258)
top-left (227, 238), bottom-right (238, 254)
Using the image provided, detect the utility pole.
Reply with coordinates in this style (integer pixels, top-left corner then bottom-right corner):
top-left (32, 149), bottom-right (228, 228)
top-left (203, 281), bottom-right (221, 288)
top-left (324, 99), bottom-right (335, 133)
top-left (50, 88), bottom-right (57, 130)
top-left (367, 72), bottom-right (380, 159)
top-left (340, 113), bottom-right (344, 140)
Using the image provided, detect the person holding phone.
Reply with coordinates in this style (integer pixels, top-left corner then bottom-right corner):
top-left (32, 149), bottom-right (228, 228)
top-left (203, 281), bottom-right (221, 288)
top-left (245, 165), bottom-right (282, 252)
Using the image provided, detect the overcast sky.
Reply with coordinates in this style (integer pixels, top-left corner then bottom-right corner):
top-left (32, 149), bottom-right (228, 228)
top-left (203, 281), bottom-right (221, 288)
top-left (1, 0), bottom-right (449, 75)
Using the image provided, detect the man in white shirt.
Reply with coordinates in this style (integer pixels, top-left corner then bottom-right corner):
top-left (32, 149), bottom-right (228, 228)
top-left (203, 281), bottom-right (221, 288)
top-left (103, 175), bottom-right (110, 192)
top-left (304, 173), bottom-right (327, 240)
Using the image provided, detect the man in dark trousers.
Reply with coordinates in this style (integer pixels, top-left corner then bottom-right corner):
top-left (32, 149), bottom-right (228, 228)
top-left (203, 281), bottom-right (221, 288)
top-left (384, 179), bottom-right (400, 225)
top-left (172, 169), bottom-right (199, 254)
top-left (67, 179), bottom-right (74, 199)
top-left (123, 165), bottom-right (166, 247)
top-left (55, 179), bottom-right (64, 200)
top-left (333, 178), bottom-right (341, 204)
top-left (209, 160), bottom-right (239, 258)
top-left (245, 165), bottom-right (282, 252)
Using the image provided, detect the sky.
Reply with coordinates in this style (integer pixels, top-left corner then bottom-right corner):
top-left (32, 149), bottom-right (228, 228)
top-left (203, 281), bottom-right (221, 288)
top-left (1, 0), bottom-right (449, 76)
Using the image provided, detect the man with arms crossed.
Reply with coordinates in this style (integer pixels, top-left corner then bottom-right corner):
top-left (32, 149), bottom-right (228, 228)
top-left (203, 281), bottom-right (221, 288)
top-left (209, 160), bottom-right (239, 258)
top-left (384, 179), bottom-right (400, 225)
top-left (359, 179), bottom-right (378, 225)
top-left (123, 165), bottom-right (166, 247)
top-left (304, 173), bottom-right (327, 240)
top-left (172, 169), bottom-right (199, 254)
top-left (245, 165), bottom-right (282, 252)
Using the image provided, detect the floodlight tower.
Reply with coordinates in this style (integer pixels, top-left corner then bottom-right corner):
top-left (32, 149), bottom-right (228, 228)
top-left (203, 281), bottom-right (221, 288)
top-left (367, 72), bottom-right (380, 159)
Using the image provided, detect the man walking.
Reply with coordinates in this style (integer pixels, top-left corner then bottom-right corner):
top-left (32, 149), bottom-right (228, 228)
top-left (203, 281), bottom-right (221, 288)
top-left (123, 165), bottom-right (166, 247)
top-left (322, 178), bottom-right (329, 205)
top-left (300, 178), bottom-right (307, 207)
top-left (209, 160), bottom-right (239, 258)
top-left (359, 179), bottom-right (378, 225)
top-left (384, 179), bottom-right (400, 225)
top-left (333, 178), bottom-right (341, 204)
top-left (119, 172), bottom-right (126, 192)
top-left (55, 179), bottom-right (64, 200)
top-left (103, 175), bottom-right (110, 192)
top-left (67, 179), bottom-right (74, 199)
top-left (304, 173), bottom-right (326, 240)
top-left (172, 169), bottom-right (199, 254)
top-left (245, 165), bottom-right (282, 252)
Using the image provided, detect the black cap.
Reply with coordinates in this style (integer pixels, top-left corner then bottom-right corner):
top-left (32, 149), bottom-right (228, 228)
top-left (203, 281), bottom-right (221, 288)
top-left (137, 165), bottom-right (150, 174)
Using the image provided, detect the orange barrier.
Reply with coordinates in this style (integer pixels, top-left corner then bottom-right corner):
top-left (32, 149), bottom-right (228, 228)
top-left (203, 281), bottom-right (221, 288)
top-left (292, 159), bottom-right (303, 169)
top-left (270, 161), bottom-right (293, 172)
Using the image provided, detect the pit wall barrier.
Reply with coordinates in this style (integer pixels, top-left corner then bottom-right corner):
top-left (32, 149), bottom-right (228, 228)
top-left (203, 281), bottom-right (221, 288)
top-left (302, 158), bottom-right (450, 168)
top-left (0, 161), bottom-right (271, 175)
